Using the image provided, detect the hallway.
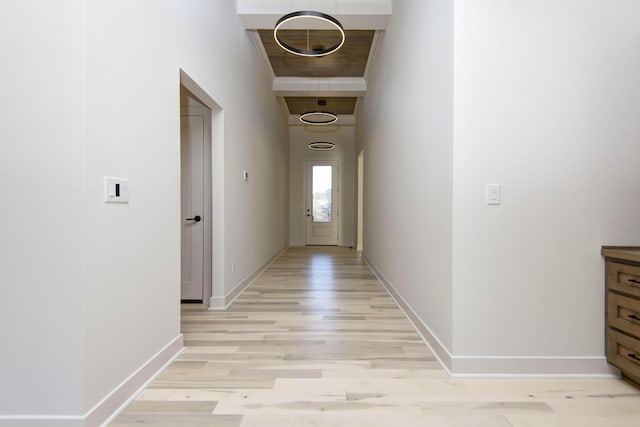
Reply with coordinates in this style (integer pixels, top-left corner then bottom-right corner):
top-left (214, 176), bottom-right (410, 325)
top-left (110, 247), bottom-right (640, 427)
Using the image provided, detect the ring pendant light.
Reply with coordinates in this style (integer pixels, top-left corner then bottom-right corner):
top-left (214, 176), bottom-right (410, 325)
top-left (299, 110), bottom-right (338, 125)
top-left (299, 86), bottom-right (339, 125)
top-left (274, 10), bottom-right (345, 57)
top-left (308, 142), bottom-right (336, 151)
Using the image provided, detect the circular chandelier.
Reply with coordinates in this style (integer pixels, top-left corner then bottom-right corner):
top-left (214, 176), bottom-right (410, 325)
top-left (299, 110), bottom-right (338, 125)
top-left (308, 142), bottom-right (336, 151)
top-left (274, 11), bottom-right (345, 57)
top-left (299, 97), bottom-right (338, 125)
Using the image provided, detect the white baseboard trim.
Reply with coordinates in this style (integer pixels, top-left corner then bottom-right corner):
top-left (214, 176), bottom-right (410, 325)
top-left (364, 255), bottom-right (453, 375)
top-left (209, 246), bottom-right (288, 310)
top-left (0, 335), bottom-right (183, 427)
top-left (91, 334), bottom-right (184, 426)
top-left (0, 416), bottom-right (84, 427)
top-left (364, 255), bottom-right (618, 378)
top-left (450, 356), bottom-right (617, 378)
top-left (209, 295), bottom-right (226, 309)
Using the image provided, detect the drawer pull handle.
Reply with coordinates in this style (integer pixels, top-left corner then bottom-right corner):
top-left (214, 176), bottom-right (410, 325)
top-left (629, 279), bottom-right (640, 284)
top-left (629, 353), bottom-right (640, 362)
top-left (629, 314), bottom-right (640, 321)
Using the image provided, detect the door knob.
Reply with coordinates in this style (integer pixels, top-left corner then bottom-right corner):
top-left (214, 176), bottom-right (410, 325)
top-left (185, 215), bottom-right (202, 222)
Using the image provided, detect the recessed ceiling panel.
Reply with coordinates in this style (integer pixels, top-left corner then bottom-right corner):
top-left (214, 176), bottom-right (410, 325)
top-left (258, 30), bottom-right (374, 77)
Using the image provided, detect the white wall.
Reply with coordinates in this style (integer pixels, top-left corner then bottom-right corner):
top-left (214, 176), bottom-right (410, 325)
top-left (1, 0), bottom-right (288, 423)
top-left (0, 0), bottom-right (86, 418)
top-left (83, 1), bottom-right (183, 412)
top-left (290, 125), bottom-right (356, 247)
top-left (358, 0), bottom-right (640, 375)
top-left (84, 0), bottom-right (288, 414)
top-left (451, 0), bottom-right (640, 362)
top-left (357, 0), bottom-right (455, 353)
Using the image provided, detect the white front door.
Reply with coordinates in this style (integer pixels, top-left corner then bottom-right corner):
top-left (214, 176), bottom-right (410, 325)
top-left (180, 115), bottom-right (204, 301)
top-left (305, 160), bottom-right (339, 245)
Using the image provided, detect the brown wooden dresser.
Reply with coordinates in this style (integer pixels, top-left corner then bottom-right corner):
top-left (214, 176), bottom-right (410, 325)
top-left (602, 246), bottom-right (640, 388)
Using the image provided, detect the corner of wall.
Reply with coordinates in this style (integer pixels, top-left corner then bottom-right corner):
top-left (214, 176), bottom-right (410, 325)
top-left (364, 255), bottom-right (453, 375)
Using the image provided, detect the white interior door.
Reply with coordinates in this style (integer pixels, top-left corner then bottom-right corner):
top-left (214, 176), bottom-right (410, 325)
top-left (357, 150), bottom-right (364, 252)
top-left (305, 160), bottom-right (339, 245)
top-left (181, 115), bottom-right (204, 301)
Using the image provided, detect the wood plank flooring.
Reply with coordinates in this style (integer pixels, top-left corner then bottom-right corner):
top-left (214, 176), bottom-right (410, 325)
top-left (110, 247), bottom-right (640, 426)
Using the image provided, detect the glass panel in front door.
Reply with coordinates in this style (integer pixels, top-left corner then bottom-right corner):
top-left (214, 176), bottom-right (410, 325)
top-left (312, 165), bottom-right (332, 223)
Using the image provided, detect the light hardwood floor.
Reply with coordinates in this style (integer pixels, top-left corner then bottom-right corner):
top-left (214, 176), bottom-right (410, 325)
top-left (110, 247), bottom-right (640, 426)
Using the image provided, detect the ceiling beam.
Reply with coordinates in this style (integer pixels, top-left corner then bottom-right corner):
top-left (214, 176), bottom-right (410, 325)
top-left (273, 77), bottom-right (366, 97)
top-left (237, 0), bottom-right (391, 30)
top-left (288, 114), bottom-right (356, 126)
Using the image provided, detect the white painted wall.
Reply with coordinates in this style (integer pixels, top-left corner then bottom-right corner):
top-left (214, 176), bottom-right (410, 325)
top-left (0, 0), bottom-right (86, 417)
top-left (290, 125), bottom-right (356, 247)
top-left (358, 0), bottom-right (640, 374)
top-left (84, 0), bottom-right (288, 414)
top-left (1, 0), bottom-right (288, 423)
top-left (451, 0), bottom-right (640, 359)
top-left (357, 0), bottom-right (454, 352)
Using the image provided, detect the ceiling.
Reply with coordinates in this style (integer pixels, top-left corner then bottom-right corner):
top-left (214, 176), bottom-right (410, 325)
top-left (238, 0), bottom-right (392, 124)
top-left (258, 29), bottom-right (373, 117)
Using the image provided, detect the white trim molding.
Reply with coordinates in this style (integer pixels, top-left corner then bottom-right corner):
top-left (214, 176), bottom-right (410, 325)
top-left (209, 247), bottom-right (288, 310)
top-left (365, 256), bottom-right (453, 375)
top-left (365, 255), bottom-right (618, 379)
top-left (0, 335), bottom-right (184, 427)
top-left (273, 77), bottom-right (366, 97)
top-left (236, 0), bottom-right (392, 30)
top-left (450, 356), bottom-right (617, 378)
top-left (90, 335), bottom-right (184, 426)
top-left (0, 416), bottom-right (84, 427)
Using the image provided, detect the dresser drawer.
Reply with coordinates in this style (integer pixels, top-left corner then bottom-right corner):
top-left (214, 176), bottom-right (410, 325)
top-left (607, 292), bottom-right (640, 339)
top-left (606, 262), bottom-right (640, 299)
top-left (606, 329), bottom-right (640, 385)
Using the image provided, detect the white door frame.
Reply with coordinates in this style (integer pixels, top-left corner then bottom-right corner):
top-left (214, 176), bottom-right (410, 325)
top-left (180, 104), bottom-right (212, 303)
top-left (357, 150), bottom-right (364, 252)
top-left (303, 159), bottom-right (340, 246)
top-left (180, 69), bottom-right (225, 309)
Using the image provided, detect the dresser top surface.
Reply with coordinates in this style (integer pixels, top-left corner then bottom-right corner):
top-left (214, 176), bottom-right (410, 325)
top-left (602, 246), bottom-right (640, 264)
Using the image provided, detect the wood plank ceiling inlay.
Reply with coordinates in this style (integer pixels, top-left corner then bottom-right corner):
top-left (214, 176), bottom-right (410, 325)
top-left (258, 30), bottom-right (374, 77)
top-left (285, 97), bottom-right (357, 115)
top-left (110, 247), bottom-right (640, 426)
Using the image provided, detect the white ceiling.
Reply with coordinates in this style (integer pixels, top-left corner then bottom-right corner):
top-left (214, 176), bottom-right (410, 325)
top-left (237, 0), bottom-right (392, 30)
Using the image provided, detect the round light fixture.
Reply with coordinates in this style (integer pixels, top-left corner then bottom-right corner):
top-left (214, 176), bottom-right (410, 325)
top-left (299, 111), bottom-right (338, 125)
top-left (308, 142), bottom-right (336, 151)
top-left (274, 11), bottom-right (345, 57)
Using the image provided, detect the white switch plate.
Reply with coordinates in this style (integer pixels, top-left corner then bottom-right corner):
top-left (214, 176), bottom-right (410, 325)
top-left (486, 184), bottom-right (500, 205)
top-left (243, 170), bottom-right (248, 181)
top-left (105, 177), bottom-right (129, 203)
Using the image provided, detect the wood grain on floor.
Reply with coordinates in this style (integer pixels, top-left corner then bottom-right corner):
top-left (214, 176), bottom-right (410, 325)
top-left (110, 247), bottom-right (640, 426)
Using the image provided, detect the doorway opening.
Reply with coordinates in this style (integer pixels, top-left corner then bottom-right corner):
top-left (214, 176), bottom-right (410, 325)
top-left (179, 69), bottom-right (224, 310)
top-left (357, 150), bottom-right (364, 252)
top-left (180, 89), bottom-right (211, 304)
top-left (305, 159), bottom-right (339, 246)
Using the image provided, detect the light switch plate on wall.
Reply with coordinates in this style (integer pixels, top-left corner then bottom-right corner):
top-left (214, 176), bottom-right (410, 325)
top-left (105, 177), bottom-right (129, 203)
top-left (486, 184), bottom-right (500, 205)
